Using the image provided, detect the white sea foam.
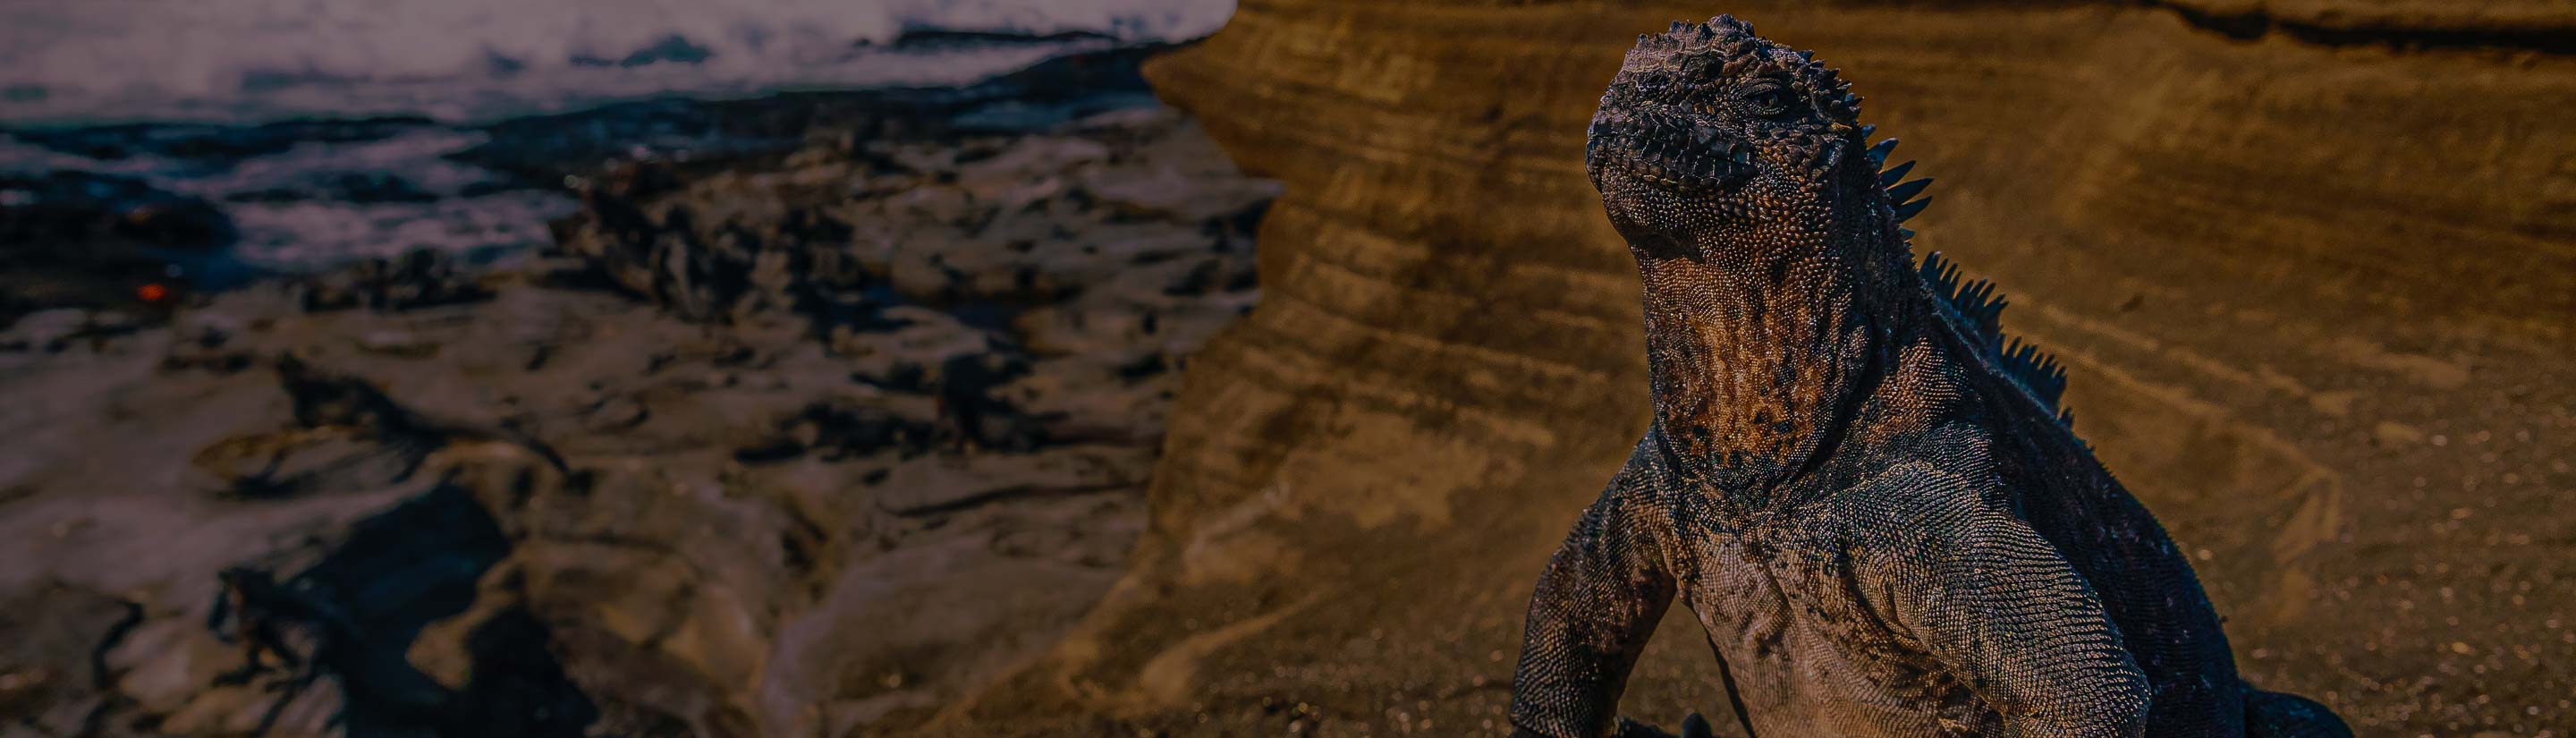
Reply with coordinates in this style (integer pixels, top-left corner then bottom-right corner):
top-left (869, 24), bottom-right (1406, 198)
top-left (177, 130), bottom-right (584, 267)
top-left (0, 0), bottom-right (1231, 272)
top-left (0, 0), bottom-right (1233, 124)
top-left (1, 126), bottom-right (584, 270)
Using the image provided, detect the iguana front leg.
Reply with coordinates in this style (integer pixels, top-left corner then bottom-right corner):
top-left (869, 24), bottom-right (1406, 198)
top-left (1510, 479), bottom-right (1678, 738)
top-left (1904, 505), bottom-right (2154, 737)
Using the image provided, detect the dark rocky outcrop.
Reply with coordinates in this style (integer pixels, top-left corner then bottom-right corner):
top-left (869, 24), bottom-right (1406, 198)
top-left (0, 171), bottom-right (236, 324)
top-left (292, 252), bottom-right (495, 314)
top-left (4, 117), bottom-right (431, 170)
top-left (0, 172), bottom-right (233, 251)
top-left (0, 105), bottom-right (1271, 738)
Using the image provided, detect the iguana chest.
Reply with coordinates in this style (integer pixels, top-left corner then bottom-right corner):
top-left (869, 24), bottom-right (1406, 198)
top-left (1676, 533), bottom-right (1993, 738)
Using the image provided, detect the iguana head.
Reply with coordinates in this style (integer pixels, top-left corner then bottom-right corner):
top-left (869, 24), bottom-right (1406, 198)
top-left (1586, 15), bottom-right (1875, 261)
top-left (1588, 17), bottom-right (1918, 487)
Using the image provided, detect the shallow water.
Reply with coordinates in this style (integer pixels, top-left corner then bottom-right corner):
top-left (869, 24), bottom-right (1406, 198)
top-left (0, 0), bottom-right (1230, 125)
top-left (0, 0), bottom-right (1218, 279)
top-left (0, 127), bottom-right (577, 271)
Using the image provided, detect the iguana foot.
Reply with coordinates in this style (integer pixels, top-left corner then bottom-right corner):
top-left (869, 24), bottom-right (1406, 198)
top-left (2246, 689), bottom-right (2354, 738)
top-left (1612, 712), bottom-right (1716, 738)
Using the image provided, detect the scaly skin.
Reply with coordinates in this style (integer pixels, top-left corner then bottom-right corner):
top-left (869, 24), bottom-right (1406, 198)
top-left (1507, 16), bottom-right (2351, 738)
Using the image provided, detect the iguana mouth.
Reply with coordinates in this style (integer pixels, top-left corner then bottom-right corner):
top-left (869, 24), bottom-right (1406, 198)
top-left (1589, 114), bottom-right (1757, 192)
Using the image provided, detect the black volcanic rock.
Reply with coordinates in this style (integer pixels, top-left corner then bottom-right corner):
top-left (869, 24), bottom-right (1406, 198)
top-left (0, 171), bottom-right (233, 253)
top-left (293, 250), bottom-right (493, 313)
top-left (0, 98), bottom-right (1273, 738)
top-left (226, 172), bottom-right (441, 205)
top-left (4, 116), bottom-right (432, 169)
top-left (0, 171), bottom-right (238, 325)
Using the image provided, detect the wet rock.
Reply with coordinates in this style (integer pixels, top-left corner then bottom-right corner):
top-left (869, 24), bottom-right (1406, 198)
top-left (1078, 165), bottom-right (1282, 225)
top-left (0, 171), bottom-right (234, 252)
top-left (576, 394), bottom-right (652, 434)
top-left (596, 158), bottom-right (688, 202)
top-left (931, 352), bottom-right (1044, 452)
top-left (546, 98), bottom-right (1275, 343)
top-left (0, 171), bottom-right (235, 324)
top-left (956, 136), bottom-right (1110, 187)
top-left (883, 29), bottom-right (1119, 51)
top-left (191, 427), bottom-right (423, 501)
top-left (353, 329), bottom-right (440, 358)
top-left (4, 117), bottom-right (432, 169)
top-left (157, 318), bottom-right (256, 374)
top-left (0, 308), bottom-right (87, 347)
top-left (741, 400), bottom-right (943, 462)
top-left (0, 95), bottom-right (1268, 738)
top-left (871, 445), bottom-right (1150, 516)
top-left (293, 250), bottom-right (492, 313)
top-left (0, 585), bottom-right (135, 734)
top-left (0, 308), bottom-right (141, 352)
top-left (203, 484), bottom-right (595, 738)
top-left (549, 187), bottom-right (860, 323)
top-left (226, 171), bottom-right (440, 205)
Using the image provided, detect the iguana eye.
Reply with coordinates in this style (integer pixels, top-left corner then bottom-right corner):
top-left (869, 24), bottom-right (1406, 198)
top-left (1742, 85), bottom-right (1791, 115)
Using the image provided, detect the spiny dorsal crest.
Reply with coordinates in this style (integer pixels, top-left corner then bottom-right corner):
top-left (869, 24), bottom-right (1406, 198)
top-left (1919, 252), bottom-right (2004, 338)
top-left (1920, 251), bottom-right (2072, 419)
top-left (1874, 123), bottom-right (2068, 420)
top-left (1866, 135), bottom-right (1935, 224)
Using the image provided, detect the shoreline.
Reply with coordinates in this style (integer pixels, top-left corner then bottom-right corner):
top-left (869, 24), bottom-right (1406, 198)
top-left (0, 40), bottom-right (1184, 327)
top-left (0, 87), bottom-right (1273, 736)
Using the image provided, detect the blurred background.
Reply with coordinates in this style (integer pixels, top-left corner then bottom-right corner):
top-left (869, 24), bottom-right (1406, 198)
top-left (1, 1), bottom-right (2568, 737)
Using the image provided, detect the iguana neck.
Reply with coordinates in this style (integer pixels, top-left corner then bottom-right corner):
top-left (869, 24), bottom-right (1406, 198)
top-left (1634, 214), bottom-right (1912, 500)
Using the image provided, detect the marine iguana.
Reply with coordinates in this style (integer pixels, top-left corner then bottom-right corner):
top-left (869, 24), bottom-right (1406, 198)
top-left (1507, 16), bottom-right (2351, 738)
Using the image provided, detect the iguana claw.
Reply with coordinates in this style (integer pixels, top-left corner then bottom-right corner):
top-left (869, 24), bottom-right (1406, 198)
top-left (1612, 712), bottom-right (1715, 738)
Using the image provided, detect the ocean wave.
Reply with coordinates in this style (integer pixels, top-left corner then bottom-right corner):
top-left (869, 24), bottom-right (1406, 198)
top-left (0, 0), bottom-right (1233, 125)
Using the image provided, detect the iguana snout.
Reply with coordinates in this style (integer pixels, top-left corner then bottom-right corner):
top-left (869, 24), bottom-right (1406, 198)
top-left (1586, 106), bottom-right (1758, 195)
